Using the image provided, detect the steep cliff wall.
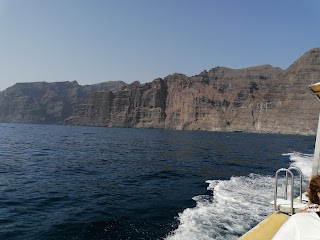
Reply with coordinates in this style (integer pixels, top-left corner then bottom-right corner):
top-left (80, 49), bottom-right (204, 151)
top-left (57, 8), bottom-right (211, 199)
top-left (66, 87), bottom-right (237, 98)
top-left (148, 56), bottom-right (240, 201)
top-left (65, 79), bottom-right (168, 128)
top-left (65, 48), bottom-right (320, 135)
top-left (1, 49), bottom-right (320, 135)
top-left (0, 80), bottom-right (126, 124)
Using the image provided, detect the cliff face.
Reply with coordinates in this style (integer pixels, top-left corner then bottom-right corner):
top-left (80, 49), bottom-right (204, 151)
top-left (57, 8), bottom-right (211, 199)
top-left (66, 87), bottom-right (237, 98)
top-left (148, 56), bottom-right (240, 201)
top-left (0, 81), bottom-right (126, 124)
top-left (1, 48), bottom-right (320, 135)
top-left (65, 79), bottom-right (168, 128)
top-left (65, 48), bottom-right (320, 135)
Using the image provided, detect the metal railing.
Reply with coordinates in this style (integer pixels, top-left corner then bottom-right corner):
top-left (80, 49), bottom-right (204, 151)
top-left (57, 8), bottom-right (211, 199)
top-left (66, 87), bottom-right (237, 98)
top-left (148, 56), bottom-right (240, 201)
top-left (288, 166), bottom-right (303, 203)
top-left (274, 166), bottom-right (304, 215)
top-left (274, 168), bottom-right (294, 215)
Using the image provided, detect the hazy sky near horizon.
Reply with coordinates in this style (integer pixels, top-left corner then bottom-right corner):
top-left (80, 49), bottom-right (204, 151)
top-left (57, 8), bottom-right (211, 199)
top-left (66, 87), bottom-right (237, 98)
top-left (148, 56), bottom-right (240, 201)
top-left (0, 0), bottom-right (319, 91)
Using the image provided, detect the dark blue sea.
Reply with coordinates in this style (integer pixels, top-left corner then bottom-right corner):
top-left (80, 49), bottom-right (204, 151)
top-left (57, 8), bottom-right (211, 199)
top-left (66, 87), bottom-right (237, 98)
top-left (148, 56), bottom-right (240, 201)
top-left (0, 123), bottom-right (315, 239)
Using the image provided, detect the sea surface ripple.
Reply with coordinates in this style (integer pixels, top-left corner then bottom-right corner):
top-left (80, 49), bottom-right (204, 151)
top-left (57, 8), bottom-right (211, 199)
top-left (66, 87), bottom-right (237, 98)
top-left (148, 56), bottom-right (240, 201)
top-left (0, 123), bottom-right (315, 239)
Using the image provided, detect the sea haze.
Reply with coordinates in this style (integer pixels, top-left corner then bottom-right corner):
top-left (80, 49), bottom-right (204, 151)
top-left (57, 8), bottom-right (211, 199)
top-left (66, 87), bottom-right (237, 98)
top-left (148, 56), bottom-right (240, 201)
top-left (0, 123), bottom-right (315, 239)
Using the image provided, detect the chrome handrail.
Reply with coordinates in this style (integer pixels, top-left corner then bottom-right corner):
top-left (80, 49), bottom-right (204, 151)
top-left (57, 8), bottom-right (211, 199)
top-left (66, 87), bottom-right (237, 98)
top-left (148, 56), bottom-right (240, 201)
top-left (288, 166), bottom-right (303, 203)
top-left (275, 168), bottom-right (294, 215)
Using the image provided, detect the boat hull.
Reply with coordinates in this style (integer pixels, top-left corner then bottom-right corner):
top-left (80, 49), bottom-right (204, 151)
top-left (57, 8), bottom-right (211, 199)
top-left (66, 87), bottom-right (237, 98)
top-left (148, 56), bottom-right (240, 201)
top-left (239, 212), bottom-right (289, 240)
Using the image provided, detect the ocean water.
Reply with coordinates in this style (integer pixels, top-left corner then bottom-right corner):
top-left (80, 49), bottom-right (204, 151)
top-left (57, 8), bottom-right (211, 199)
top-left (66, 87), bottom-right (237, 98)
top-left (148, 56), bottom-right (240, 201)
top-left (0, 123), bottom-right (315, 240)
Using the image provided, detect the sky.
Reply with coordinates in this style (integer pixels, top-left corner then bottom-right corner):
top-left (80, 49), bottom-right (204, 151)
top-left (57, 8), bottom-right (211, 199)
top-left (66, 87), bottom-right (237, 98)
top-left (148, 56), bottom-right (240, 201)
top-left (0, 0), bottom-right (319, 91)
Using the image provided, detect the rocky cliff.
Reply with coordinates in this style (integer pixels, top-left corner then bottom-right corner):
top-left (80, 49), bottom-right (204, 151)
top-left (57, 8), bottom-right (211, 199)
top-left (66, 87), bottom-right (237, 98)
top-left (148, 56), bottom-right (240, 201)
top-left (1, 48), bottom-right (320, 135)
top-left (0, 80), bottom-right (126, 124)
top-left (65, 48), bottom-right (320, 135)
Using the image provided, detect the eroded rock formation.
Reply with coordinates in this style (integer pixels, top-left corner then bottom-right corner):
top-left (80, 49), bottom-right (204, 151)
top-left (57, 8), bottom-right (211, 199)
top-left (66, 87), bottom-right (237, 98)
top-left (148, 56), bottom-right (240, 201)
top-left (66, 48), bottom-right (320, 135)
top-left (1, 48), bottom-right (320, 135)
top-left (0, 80), bottom-right (126, 124)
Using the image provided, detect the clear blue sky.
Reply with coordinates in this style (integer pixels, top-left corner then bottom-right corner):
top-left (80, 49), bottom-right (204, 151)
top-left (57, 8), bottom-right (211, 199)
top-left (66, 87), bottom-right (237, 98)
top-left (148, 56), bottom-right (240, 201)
top-left (0, 0), bottom-right (319, 91)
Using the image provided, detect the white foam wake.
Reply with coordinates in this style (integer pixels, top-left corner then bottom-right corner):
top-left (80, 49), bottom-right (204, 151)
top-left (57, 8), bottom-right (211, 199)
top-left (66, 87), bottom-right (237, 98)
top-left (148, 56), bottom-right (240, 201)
top-left (165, 152), bottom-right (313, 240)
top-left (283, 152), bottom-right (313, 178)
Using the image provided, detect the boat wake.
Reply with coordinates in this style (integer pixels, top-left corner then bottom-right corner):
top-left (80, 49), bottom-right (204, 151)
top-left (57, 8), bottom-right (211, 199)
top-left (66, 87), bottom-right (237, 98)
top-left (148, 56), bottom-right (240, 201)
top-left (283, 152), bottom-right (313, 177)
top-left (165, 152), bottom-right (313, 240)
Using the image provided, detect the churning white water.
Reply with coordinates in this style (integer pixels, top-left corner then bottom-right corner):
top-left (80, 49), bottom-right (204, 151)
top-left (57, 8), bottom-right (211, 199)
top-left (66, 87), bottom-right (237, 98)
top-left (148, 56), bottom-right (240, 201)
top-left (166, 152), bottom-right (313, 240)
